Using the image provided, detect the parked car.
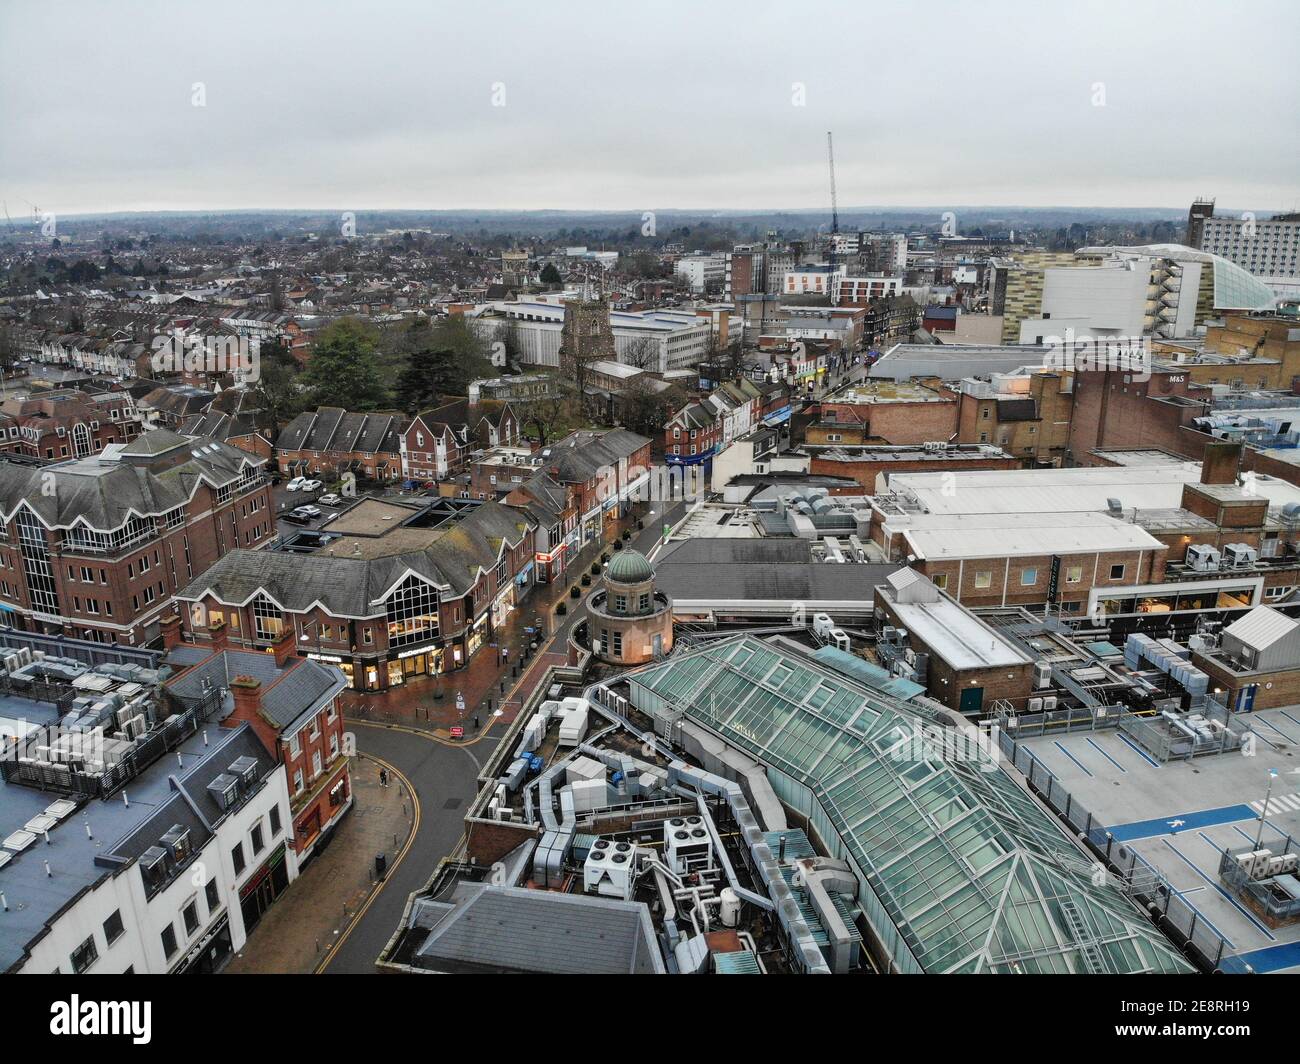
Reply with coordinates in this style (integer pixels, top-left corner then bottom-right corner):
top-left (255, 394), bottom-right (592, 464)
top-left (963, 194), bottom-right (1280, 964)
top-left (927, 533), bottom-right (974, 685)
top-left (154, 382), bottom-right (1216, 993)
top-left (317, 493), bottom-right (342, 506)
top-left (292, 505), bottom-right (322, 519)
top-left (285, 476), bottom-right (306, 492)
top-left (299, 479), bottom-right (323, 492)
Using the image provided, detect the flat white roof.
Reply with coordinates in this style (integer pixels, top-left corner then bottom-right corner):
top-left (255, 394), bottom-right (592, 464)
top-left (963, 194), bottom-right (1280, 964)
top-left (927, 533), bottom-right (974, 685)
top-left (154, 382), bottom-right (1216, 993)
top-left (889, 464), bottom-right (1204, 515)
top-left (887, 596), bottom-right (1030, 669)
top-left (902, 512), bottom-right (1164, 560)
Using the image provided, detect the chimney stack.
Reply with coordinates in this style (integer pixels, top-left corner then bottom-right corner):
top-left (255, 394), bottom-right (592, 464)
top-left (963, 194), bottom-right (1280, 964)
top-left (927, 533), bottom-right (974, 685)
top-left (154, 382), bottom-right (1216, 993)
top-left (229, 675), bottom-right (261, 724)
top-left (207, 618), bottom-right (230, 652)
top-left (160, 611), bottom-right (183, 651)
top-left (271, 627), bottom-right (299, 668)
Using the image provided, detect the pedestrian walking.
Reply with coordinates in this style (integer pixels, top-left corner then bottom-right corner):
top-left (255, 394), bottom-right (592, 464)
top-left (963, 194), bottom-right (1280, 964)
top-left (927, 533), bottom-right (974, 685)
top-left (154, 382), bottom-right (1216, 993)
top-left (378, 767), bottom-right (389, 788)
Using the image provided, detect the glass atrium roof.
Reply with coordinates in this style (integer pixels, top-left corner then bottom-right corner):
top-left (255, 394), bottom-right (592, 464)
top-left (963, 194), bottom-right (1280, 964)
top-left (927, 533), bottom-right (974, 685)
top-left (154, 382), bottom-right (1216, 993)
top-left (631, 636), bottom-right (1193, 974)
top-left (1080, 243), bottom-right (1277, 311)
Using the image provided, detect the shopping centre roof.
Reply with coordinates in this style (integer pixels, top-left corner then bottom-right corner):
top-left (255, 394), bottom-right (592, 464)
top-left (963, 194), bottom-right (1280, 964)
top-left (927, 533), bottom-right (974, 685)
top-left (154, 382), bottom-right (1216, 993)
top-left (629, 636), bottom-right (1193, 974)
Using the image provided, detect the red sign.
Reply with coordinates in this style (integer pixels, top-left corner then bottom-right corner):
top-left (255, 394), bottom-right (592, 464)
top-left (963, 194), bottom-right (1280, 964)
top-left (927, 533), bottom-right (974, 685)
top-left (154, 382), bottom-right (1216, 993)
top-left (450, 726), bottom-right (464, 739)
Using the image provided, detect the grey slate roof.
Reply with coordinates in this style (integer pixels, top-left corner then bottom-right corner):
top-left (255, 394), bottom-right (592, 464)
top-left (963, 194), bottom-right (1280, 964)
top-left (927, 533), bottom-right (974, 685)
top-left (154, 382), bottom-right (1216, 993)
top-left (165, 648), bottom-right (345, 732)
top-left (276, 407), bottom-right (404, 455)
top-left (0, 428), bottom-right (264, 531)
top-left (655, 540), bottom-right (902, 604)
top-left (177, 498), bottom-right (532, 614)
top-left (539, 428), bottom-right (650, 485)
top-left (411, 884), bottom-right (664, 974)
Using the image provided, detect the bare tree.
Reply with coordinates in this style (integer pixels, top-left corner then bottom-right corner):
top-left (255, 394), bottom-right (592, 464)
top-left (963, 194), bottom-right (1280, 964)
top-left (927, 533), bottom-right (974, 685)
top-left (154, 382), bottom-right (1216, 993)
top-left (621, 335), bottom-right (660, 372)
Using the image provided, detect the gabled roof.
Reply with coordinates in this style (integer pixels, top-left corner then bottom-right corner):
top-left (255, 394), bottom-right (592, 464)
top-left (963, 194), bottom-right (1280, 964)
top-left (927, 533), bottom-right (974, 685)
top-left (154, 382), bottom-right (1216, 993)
top-left (0, 429), bottom-right (264, 532)
top-left (411, 884), bottom-right (664, 974)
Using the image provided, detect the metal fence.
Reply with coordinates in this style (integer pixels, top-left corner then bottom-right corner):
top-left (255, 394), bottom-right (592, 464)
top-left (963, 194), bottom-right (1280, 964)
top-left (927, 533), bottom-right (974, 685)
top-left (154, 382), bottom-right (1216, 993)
top-left (0, 626), bottom-right (163, 670)
top-left (998, 728), bottom-right (1233, 971)
top-left (1, 684), bottom-right (224, 799)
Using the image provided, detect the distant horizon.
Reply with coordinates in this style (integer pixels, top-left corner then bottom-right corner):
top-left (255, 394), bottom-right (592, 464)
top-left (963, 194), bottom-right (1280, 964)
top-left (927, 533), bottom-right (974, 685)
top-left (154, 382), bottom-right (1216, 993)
top-left (3, 203), bottom-right (1243, 228)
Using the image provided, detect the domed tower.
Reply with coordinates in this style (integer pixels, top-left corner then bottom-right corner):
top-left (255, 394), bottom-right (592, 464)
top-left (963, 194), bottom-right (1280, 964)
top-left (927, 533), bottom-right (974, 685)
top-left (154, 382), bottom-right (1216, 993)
top-left (588, 549), bottom-right (673, 665)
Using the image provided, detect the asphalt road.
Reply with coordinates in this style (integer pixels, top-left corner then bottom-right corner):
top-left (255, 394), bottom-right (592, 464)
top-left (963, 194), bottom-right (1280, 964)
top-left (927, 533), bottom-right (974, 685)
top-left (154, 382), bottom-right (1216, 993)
top-left (319, 720), bottom-right (489, 973)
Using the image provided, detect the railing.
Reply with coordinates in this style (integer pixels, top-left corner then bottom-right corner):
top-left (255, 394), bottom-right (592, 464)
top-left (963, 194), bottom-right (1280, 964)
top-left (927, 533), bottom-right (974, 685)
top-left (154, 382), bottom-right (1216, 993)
top-left (0, 627), bottom-right (163, 670)
top-left (0, 684), bottom-right (224, 799)
top-left (997, 728), bottom-right (1233, 971)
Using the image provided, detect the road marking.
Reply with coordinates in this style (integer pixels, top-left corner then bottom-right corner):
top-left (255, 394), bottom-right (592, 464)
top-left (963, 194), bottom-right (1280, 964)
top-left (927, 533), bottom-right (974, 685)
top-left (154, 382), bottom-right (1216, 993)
top-left (1251, 792), bottom-right (1300, 815)
top-left (1161, 837), bottom-right (1271, 943)
top-left (1114, 731), bottom-right (1161, 769)
top-left (314, 753), bottom-right (419, 974)
top-left (1052, 740), bottom-right (1093, 777)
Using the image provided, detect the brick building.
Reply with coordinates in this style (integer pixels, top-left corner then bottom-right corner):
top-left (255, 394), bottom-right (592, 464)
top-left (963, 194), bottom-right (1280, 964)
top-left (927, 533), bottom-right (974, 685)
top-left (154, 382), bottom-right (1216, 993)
top-left (0, 388), bottom-right (144, 460)
top-left (276, 406), bottom-right (404, 482)
top-left (163, 621), bottom-right (353, 865)
top-left (874, 569), bottom-right (1034, 716)
top-left (954, 369), bottom-right (1073, 467)
top-left (174, 497), bottom-right (536, 691)
top-left (807, 442), bottom-right (1019, 494)
top-left (399, 398), bottom-right (519, 482)
top-left (0, 428), bottom-right (273, 645)
top-left (805, 379), bottom-right (958, 447)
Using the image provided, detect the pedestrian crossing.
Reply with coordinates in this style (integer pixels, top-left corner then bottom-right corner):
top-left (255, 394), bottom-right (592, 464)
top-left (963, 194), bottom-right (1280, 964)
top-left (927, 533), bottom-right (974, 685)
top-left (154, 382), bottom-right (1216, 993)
top-left (1251, 792), bottom-right (1300, 816)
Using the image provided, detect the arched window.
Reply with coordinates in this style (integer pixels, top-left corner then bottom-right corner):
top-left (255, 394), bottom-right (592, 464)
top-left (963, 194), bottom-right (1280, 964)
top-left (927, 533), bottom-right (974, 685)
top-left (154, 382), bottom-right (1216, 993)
top-left (72, 423), bottom-right (92, 457)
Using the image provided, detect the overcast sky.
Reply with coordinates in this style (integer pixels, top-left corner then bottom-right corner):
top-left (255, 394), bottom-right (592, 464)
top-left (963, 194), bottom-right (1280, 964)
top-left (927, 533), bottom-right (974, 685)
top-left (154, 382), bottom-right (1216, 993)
top-left (2, 0), bottom-right (1296, 217)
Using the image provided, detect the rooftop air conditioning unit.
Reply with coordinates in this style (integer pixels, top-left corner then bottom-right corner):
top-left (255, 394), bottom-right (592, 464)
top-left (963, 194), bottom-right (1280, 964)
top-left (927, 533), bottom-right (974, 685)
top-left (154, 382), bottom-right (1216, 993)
top-left (664, 815), bottom-right (713, 875)
top-left (1185, 544), bottom-right (1221, 572)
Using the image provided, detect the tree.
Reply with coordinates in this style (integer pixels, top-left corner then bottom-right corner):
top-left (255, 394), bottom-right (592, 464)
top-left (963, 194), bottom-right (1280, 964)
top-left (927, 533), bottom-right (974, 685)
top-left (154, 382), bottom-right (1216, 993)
top-left (540, 263), bottom-right (562, 285)
top-left (301, 317), bottom-right (389, 409)
top-left (619, 377), bottom-right (680, 437)
top-left (515, 389), bottom-right (572, 446)
top-left (621, 336), bottom-right (660, 372)
top-left (394, 346), bottom-right (457, 413)
top-left (253, 336), bottom-right (305, 438)
top-left (390, 316), bottom-right (493, 408)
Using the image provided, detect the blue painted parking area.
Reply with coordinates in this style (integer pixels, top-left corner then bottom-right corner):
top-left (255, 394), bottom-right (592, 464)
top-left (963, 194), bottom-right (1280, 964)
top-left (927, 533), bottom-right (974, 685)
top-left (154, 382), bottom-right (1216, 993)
top-left (1107, 804), bottom-right (1259, 842)
top-left (1221, 940), bottom-right (1300, 974)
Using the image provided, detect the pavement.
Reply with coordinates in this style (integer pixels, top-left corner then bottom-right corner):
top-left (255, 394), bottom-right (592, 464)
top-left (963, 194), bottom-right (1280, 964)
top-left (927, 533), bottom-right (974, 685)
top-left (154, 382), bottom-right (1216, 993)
top-left (223, 753), bottom-right (414, 974)
top-left (318, 722), bottom-right (486, 973)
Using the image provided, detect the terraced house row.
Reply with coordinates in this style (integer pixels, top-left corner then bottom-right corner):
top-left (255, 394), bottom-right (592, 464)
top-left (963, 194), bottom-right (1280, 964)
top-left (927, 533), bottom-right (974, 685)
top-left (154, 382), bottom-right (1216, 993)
top-left (275, 398), bottom-right (520, 483)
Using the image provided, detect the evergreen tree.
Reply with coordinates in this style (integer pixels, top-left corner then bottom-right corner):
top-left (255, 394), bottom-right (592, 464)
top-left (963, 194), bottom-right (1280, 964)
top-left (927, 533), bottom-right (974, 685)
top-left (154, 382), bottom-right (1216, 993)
top-left (301, 317), bottom-right (388, 409)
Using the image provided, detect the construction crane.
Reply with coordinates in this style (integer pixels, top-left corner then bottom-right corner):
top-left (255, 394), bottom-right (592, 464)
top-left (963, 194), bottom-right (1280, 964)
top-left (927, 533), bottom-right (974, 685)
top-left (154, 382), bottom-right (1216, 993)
top-left (826, 131), bottom-right (839, 266)
top-left (826, 131), bottom-right (839, 236)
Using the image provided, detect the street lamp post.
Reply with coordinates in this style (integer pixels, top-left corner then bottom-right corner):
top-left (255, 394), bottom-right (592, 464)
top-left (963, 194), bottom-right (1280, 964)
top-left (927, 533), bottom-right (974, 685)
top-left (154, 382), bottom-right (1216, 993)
top-left (1254, 768), bottom-right (1279, 853)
